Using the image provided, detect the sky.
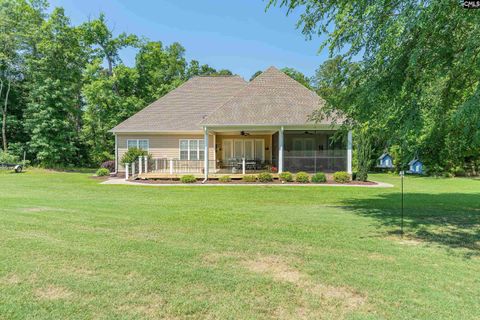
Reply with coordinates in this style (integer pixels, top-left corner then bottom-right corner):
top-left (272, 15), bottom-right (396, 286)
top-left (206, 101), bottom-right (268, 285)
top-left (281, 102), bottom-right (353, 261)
top-left (48, 0), bottom-right (330, 80)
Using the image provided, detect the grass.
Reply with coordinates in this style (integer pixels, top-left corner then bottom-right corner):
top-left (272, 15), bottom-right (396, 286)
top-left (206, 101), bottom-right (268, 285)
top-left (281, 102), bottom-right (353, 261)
top-left (0, 169), bottom-right (479, 319)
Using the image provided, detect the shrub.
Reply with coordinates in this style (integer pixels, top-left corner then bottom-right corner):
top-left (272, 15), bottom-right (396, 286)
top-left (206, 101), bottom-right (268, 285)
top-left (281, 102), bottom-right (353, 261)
top-left (180, 175), bottom-right (197, 183)
top-left (96, 168), bottom-right (110, 177)
top-left (258, 172), bottom-right (273, 182)
top-left (0, 151), bottom-right (19, 164)
top-left (450, 166), bottom-right (466, 177)
top-left (121, 147), bottom-right (148, 165)
top-left (278, 171), bottom-right (293, 182)
top-left (333, 171), bottom-right (350, 183)
top-left (101, 160), bottom-right (115, 172)
top-left (242, 175), bottom-right (257, 182)
top-left (311, 172), bottom-right (327, 183)
top-left (219, 175), bottom-right (231, 182)
top-left (295, 171), bottom-right (310, 183)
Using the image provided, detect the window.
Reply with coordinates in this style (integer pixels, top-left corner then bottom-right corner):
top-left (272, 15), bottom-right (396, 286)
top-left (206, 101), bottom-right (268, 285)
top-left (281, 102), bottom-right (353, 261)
top-left (127, 139), bottom-right (149, 150)
top-left (179, 139), bottom-right (204, 160)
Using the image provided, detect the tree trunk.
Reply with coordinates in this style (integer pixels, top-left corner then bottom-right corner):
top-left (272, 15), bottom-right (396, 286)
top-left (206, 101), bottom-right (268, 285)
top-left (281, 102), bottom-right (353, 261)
top-left (0, 79), bottom-right (9, 152)
top-left (2, 80), bottom-right (11, 152)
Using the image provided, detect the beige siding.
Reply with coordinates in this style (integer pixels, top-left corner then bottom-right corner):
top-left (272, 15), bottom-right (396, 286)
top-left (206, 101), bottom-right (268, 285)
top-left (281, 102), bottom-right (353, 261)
top-left (116, 133), bottom-right (214, 172)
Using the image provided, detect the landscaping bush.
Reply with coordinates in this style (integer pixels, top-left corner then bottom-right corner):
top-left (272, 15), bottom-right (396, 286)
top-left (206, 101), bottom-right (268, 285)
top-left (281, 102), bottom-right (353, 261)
top-left (218, 175), bottom-right (231, 182)
top-left (311, 172), bottom-right (327, 183)
top-left (333, 171), bottom-right (350, 183)
top-left (351, 171), bottom-right (357, 181)
top-left (180, 175), bottom-right (197, 183)
top-left (0, 151), bottom-right (19, 164)
top-left (278, 171), bottom-right (293, 182)
top-left (258, 172), bottom-right (273, 182)
top-left (101, 160), bottom-right (115, 172)
top-left (295, 171), bottom-right (310, 183)
top-left (450, 166), bottom-right (466, 177)
top-left (96, 168), bottom-right (110, 177)
top-left (121, 147), bottom-right (148, 165)
top-left (242, 175), bottom-right (257, 182)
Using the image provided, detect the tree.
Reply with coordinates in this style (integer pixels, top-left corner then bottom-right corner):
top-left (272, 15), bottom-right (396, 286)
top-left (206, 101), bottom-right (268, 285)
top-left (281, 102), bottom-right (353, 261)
top-left (80, 13), bottom-right (138, 76)
top-left (135, 41), bottom-right (186, 103)
top-left (269, 0), bottom-right (480, 172)
top-left (249, 70), bottom-right (262, 81)
top-left (0, 0), bottom-right (44, 153)
top-left (82, 60), bottom-right (144, 164)
top-left (24, 8), bottom-right (88, 166)
top-left (281, 67), bottom-right (311, 89)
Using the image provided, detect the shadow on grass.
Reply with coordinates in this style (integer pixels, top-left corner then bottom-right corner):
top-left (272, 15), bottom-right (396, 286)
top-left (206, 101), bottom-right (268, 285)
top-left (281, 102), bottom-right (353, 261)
top-left (340, 192), bottom-right (480, 257)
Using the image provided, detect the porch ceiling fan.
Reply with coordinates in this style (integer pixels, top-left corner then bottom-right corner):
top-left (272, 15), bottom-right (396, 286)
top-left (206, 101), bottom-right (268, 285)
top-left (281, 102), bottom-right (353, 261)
top-left (240, 131), bottom-right (250, 136)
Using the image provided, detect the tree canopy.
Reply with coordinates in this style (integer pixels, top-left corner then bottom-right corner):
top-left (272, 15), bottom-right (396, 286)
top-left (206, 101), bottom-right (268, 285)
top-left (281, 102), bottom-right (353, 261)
top-left (0, 0), bottom-right (234, 166)
top-left (269, 0), bottom-right (480, 173)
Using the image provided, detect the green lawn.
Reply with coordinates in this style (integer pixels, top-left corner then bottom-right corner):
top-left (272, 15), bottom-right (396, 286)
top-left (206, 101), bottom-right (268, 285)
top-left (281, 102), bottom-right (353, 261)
top-left (0, 170), bottom-right (479, 319)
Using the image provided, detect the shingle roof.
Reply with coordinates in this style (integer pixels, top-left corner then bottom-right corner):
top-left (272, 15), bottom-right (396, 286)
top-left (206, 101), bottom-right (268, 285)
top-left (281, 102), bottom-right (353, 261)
top-left (201, 66), bottom-right (331, 126)
top-left (110, 75), bottom-right (247, 132)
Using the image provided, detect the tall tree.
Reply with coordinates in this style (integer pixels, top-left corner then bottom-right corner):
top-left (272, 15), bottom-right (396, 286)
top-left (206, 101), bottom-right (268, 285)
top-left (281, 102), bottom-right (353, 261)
top-left (80, 13), bottom-right (138, 76)
top-left (270, 0), bottom-right (480, 171)
top-left (24, 8), bottom-right (87, 166)
top-left (0, 0), bottom-right (44, 153)
top-left (135, 41), bottom-right (186, 103)
top-left (82, 60), bottom-right (143, 164)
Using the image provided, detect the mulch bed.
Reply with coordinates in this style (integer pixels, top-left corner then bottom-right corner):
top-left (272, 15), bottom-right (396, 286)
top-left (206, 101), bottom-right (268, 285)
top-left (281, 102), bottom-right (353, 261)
top-left (133, 179), bottom-right (377, 186)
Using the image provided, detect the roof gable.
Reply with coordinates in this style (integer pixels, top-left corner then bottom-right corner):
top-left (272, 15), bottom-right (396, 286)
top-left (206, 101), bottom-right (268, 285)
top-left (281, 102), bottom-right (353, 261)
top-left (201, 66), bottom-right (331, 126)
top-left (110, 76), bottom-right (247, 132)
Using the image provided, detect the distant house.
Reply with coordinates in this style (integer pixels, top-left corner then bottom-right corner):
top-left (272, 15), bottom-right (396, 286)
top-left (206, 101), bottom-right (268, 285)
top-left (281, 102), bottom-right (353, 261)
top-left (377, 153), bottom-right (393, 169)
top-left (110, 66), bottom-right (353, 178)
top-left (408, 159), bottom-right (423, 174)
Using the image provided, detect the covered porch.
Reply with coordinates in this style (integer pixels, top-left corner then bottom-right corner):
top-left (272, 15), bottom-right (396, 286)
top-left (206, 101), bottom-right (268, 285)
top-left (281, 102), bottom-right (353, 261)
top-left (128, 126), bottom-right (352, 179)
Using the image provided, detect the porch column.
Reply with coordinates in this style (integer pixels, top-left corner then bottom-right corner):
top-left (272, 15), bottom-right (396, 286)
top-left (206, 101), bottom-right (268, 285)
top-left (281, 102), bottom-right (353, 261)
top-left (347, 130), bottom-right (353, 174)
top-left (114, 134), bottom-right (118, 174)
top-left (204, 127), bottom-right (209, 180)
top-left (278, 126), bottom-right (284, 173)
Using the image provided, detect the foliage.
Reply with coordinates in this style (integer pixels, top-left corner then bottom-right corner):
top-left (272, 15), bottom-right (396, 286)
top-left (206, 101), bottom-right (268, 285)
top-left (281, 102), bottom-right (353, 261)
top-left (281, 67), bottom-right (312, 89)
top-left (270, 0), bottom-right (480, 173)
top-left (356, 129), bottom-right (371, 181)
top-left (101, 160), bottom-right (115, 172)
top-left (95, 168), bottom-right (110, 176)
top-left (450, 166), bottom-right (466, 177)
top-left (0, 151), bottom-right (19, 164)
top-left (278, 171), bottom-right (293, 182)
top-left (242, 175), bottom-right (257, 182)
top-left (120, 147), bottom-right (147, 165)
top-left (257, 172), bottom-right (273, 182)
top-left (311, 172), bottom-right (326, 183)
top-left (180, 174), bottom-right (196, 183)
top-left (0, 2), bottom-right (233, 167)
top-left (218, 175), bottom-right (231, 182)
top-left (23, 8), bottom-right (88, 167)
top-left (295, 171), bottom-right (310, 183)
top-left (333, 171), bottom-right (350, 183)
top-left (249, 70), bottom-right (262, 81)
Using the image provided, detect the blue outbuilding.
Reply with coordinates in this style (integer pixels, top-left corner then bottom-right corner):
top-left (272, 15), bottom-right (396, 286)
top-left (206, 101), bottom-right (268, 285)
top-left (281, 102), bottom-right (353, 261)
top-left (377, 153), bottom-right (394, 169)
top-left (408, 159), bottom-right (423, 174)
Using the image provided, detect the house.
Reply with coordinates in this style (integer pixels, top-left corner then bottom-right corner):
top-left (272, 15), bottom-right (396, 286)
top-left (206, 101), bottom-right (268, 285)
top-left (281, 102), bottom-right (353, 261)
top-left (408, 159), bottom-right (423, 174)
top-left (377, 153), bottom-right (393, 168)
top-left (110, 66), bottom-right (352, 178)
